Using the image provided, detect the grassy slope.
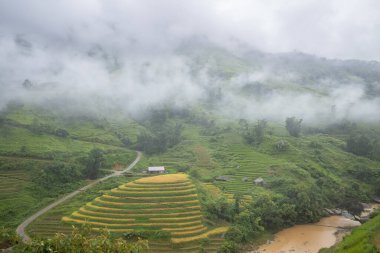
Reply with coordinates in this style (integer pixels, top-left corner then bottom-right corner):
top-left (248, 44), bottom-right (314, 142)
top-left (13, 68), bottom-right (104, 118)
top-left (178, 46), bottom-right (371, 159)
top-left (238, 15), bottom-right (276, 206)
top-left (0, 106), bottom-right (136, 228)
top-left (145, 119), bottom-right (379, 199)
top-left (321, 212), bottom-right (380, 253)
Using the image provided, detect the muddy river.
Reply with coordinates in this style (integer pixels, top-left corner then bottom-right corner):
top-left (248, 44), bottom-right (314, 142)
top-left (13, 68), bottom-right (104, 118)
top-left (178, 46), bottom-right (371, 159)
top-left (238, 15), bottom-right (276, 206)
top-left (252, 216), bottom-right (361, 253)
top-left (250, 204), bottom-right (379, 253)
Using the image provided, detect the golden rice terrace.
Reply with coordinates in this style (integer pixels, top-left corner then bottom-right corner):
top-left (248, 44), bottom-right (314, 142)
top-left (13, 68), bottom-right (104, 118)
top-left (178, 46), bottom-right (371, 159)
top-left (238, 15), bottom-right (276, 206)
top-left (63, 173), bottom-right (227, 252)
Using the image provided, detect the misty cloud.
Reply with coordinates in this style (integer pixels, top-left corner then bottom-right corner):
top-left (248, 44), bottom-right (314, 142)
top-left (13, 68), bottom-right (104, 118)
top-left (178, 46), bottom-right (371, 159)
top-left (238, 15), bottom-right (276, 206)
top-left (0, 0), bottom-right (380, 123)
top-left (2, 0), bottom-right (380, 59)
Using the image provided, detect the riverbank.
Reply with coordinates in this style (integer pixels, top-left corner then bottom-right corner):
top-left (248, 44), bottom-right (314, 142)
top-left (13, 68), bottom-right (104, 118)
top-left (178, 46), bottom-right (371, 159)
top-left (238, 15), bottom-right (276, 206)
top-left (321, 211), bottom-right (380, 253)
top-left (248, 203), bottom-right (379, 253)
top-left (249, 216), bottom-right (360, 253)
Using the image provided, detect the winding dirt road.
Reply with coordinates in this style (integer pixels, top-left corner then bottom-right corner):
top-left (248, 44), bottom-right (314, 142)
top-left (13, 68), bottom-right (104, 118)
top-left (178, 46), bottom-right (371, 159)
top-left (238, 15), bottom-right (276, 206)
top-left (16, 151), bottom-right (142, 243)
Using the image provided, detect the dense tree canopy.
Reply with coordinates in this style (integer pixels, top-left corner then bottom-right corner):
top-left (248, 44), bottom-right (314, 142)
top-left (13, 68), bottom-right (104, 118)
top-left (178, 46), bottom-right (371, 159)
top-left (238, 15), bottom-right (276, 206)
top-left (286, 117), bottom-right (302, 137)
top-left (85, 149), bottom-right (104, 179)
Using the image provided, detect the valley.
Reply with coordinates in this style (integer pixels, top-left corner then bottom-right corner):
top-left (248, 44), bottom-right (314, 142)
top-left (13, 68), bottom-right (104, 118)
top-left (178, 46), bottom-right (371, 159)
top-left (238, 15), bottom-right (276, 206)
top-left (1, 104), bottom-right (380, 252)
top-left (2, 1), bottom-right (380, 252)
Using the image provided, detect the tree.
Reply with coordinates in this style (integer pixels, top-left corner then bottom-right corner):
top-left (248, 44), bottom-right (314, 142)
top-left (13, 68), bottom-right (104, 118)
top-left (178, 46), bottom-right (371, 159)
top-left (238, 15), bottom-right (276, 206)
top-left (55, 128), bottom-right (69, 138)
top-left (136, 124), bottom-right (182, 155)
top-left (346, 133), bottom-right (372, 156)
top-left (217, 241), bottom-right (239, 253)
top-left (371, 140), bottom-right (380, 161)
top-left (85, 149), bottom-right (104, 179)
top-left (22, 79), bottom-right (33, 89)
top-left (248, 193), bottom-right (297, 230)
top-left (233, 193), bottom-right (243, 216)
top-left (241, 120), bottom-right (267, 145)
top-left (375, 178), bottom-right (380, 195)
top-left (203, 195), bottom-right (233, 221)
top-left (226, 211), bottom-right (263, 243)
top-left (254, 120), bottom-right (267, 144)
top-left (238, 119), bottom-right (248, 130)
top-left (0, 115), bottom-right (4, 126)
top-left (35, 163), bottom-right (82, 189)
top-left (285, 117), bottom-right (302, 137)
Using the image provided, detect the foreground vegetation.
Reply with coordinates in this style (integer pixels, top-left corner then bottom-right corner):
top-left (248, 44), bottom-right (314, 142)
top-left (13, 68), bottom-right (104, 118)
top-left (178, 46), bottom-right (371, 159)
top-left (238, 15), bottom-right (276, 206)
top-left (7, 226), bottom-right (148, 253)
top-left (321, 211), bottom-right (380, 253)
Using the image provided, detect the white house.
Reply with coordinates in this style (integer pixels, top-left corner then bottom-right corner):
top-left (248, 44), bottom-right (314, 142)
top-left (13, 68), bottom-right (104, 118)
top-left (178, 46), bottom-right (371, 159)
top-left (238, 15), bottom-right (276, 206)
top-left (254, 177), bottom-right (265, 185)
top-left (148, 166), bottom-right (165, 174)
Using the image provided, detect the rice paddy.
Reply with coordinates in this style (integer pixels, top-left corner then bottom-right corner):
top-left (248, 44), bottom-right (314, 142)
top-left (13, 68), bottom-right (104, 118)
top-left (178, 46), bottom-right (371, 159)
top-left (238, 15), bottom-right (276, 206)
top-left (0, 168), bottom-right (37, 228)
top-left (62, 173), bottom-right (227, 251)
top-left (212, 141), bottom-right (287, 194)
top-left (0, 170), bottom-right (29, 198)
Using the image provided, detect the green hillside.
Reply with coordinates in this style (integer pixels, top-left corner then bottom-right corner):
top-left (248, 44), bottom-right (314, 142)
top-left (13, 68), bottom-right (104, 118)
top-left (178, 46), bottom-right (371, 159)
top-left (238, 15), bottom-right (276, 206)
top-left (1, 104), bottom-right (380, 252)
top-left (321, 211), bottom-right (380, 253)
top-left (0, 105), bottom-right (136, 228)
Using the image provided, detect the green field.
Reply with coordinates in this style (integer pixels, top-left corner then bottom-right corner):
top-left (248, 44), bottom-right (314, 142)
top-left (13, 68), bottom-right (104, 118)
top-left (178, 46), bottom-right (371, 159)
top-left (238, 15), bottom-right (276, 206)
top-left (321, 212), bottom-right (380, 253)
top-left (0, 105), bottom-right (136, 228)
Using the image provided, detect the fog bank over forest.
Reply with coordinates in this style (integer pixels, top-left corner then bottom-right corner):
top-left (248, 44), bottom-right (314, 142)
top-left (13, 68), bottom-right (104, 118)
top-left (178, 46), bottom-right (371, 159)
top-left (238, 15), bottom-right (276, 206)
top-left (1, 0), bottom-right (380, 123)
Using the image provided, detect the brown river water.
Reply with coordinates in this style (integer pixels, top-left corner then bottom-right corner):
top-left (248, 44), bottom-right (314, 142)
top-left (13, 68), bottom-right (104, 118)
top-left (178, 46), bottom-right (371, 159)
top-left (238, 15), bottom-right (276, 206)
top-left (251, 216), bottom-right (361, 253)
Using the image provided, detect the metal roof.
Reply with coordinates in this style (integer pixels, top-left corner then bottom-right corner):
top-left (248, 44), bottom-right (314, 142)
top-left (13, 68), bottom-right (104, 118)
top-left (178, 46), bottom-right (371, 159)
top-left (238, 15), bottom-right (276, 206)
top-left (148, 166), bottom-right (165, 171)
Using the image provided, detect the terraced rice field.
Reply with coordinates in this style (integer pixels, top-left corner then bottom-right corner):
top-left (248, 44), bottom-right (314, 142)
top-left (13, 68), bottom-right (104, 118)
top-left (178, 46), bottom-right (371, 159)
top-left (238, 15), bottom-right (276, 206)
top-left (62, 173), bottom-right (227, 252)
top-left (213, 143), bottom-right (286, 194)
top-left (193, 145), bottom-right (215, 169)
top-left (0, 168), bottom-right (39, 227)
top-left (0, 170), bottom-right (30, 200)
top-left (147, 144), bottom-right (196, 172)
top-left (202, 183), bottom-right (252, 204)
top-left (28, 177), bottom-right (140, 238)
top-left (28, 215), bottom-right (73, 237)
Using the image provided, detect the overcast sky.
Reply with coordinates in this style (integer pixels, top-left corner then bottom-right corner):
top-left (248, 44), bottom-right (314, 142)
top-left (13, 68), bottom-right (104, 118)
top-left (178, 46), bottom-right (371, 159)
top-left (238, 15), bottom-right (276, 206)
top-left (0, 0), bottom-right (379, 122)
top-left (1, 0), bottom-right (380, 60)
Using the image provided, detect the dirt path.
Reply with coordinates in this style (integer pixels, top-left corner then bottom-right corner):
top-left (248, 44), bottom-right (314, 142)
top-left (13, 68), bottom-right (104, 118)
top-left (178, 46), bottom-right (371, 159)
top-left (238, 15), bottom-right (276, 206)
top-left (15, 151), bottom-right (142, 243)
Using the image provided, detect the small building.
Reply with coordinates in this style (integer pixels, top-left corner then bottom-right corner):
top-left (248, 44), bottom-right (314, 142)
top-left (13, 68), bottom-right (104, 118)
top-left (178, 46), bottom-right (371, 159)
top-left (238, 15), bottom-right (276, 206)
top-left (254, 177), bottom-right (265, 185)
top-left (148, 166), bottom-right (165, 174)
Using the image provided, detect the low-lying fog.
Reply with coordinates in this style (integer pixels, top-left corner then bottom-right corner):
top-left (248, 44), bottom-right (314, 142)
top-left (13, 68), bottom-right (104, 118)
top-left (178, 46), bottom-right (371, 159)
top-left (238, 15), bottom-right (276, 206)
top-left (1, 0), bottom-right (380, 123)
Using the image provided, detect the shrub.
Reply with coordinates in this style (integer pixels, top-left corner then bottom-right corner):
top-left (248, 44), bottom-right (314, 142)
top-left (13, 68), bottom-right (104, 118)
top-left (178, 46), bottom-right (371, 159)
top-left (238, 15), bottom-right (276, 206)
top-left (55, 128), bottom-right (69, 137)
top-left (34, 162), bottom-right (82, 189)
top-left (123, 230), bottom-right (170, 240)
top-left (0, 227), bottom-right (20, 249)
top-left (217, 241), bottom-right (239, 253)
top-left (189, 169), bottom-right (201, 179)
top-left (17, 226), bottom-right (148, 253)
top-left (225, 226), bottom-right (244, 243)
top-left (346, 133), bottom-right (373, 156)
top-left (177, 164), bottom-right (190, 173)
